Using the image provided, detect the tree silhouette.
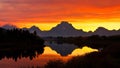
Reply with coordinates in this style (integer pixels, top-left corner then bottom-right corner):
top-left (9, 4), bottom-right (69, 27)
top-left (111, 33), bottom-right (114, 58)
top-left (0, 28), bottom-right (45, 61)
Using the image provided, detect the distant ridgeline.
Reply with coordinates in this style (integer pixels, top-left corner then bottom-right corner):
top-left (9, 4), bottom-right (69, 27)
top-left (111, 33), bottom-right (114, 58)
top-left (0, 28), bottom-right (45, 61)
top-left (1, 21), bottom-right (120, 37)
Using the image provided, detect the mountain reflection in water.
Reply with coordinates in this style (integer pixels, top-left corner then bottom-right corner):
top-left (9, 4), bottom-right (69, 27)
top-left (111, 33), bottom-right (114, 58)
top-left (45, 42), bottom-right (98, 56)
top-left (43, 46), bottom-right (98, 56)
top-left (0, 43), bottom-right (98, 68)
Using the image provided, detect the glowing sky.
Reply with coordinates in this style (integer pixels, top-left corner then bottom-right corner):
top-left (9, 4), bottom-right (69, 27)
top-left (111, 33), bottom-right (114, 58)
top-left (0, 0), bottom-right (120, 31)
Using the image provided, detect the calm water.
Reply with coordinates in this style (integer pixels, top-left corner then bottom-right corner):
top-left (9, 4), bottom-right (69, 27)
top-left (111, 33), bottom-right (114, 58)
top-left (0, 42), bottom-right (98, 68)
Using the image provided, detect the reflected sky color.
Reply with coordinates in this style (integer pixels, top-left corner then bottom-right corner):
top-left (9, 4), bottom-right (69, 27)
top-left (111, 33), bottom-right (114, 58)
top-left (43, 46), bottom-right (60, 55)
top-left (70, 46), bottom-right (98, 56)
top-left (0, 46), bottom-right (98, 68)
top-left (42, 46), bottom-right (98, 56)
top-left (36, 46), bottom-right (98, 66)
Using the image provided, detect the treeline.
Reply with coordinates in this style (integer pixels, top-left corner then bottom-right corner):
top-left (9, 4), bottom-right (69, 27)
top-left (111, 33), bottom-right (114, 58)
top-left (0, 28), bottom-right (45, 61)
top-left (0, 28), bottom-right (44, 47)
top-left (45, 35), bottom-right (120, 49)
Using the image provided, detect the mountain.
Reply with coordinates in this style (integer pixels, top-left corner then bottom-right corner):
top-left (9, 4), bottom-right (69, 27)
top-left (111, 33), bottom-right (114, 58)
top-left (22, 21), bottom-right (85, 37)
top-left (1, 22), bottom-right (120, 37)
top-left (49, 21), bottom-right (81, 36)
top-left (93, 27), bottom-right (120, 36)
top-left (1, 24), bottom-right (17, 30)
top-left (29, 26), bottom-right (41, 33)
top-left (24, 21), bottom-right (120, 37)
top-left (42, 21), bottom-right (85, 37)
top-left (22, 26), bottom-right (42, 36)
top-left (51, 21), bottom-right (76, 32)
top-left (93, 27), bottom-right (110, 36)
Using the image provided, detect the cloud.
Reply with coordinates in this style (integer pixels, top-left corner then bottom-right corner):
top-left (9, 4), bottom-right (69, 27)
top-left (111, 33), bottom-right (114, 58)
top-left (0, 0), bottom-right (120, 24)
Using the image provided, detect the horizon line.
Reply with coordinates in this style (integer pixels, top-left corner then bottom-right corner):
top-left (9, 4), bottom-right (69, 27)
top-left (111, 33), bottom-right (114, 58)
top-left (0, 21), bottom-right (120, 32)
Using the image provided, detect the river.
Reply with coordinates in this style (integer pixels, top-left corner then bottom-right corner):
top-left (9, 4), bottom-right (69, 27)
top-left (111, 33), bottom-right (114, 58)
top-left (0, 42), bottom-right (98, 68)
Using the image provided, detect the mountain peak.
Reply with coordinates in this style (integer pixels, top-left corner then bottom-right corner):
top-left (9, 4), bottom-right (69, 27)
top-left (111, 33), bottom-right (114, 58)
top-left (60, 21), bottom-right (72, 25)
top-left (60, 21), bottom-right (71, 25)
top-left (51, 21), bottom-right (75, 32)
top-left (95, 27), bottom-right (108, 32)
top-left (30, 26), bottom-right (40, 30)
top-left (1, 24), bottom-right (17, 30)
top-left (29, 26), bottom-right (41, 33)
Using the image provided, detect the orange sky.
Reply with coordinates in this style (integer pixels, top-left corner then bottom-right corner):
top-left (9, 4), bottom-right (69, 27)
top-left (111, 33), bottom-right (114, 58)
top-left (0, 0), bottom-right (120, 31)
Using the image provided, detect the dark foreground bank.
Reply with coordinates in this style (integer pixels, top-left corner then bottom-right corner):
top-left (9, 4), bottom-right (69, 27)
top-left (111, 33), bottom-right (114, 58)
top-left (0, 28), bottom-right (45, 61)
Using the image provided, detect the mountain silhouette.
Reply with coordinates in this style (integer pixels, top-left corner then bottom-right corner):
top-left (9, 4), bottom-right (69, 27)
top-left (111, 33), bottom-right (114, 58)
top-left (29, 26), bottom-right (41, 33)
top-left (51, 21), bottom-right (76, 32)
top-left (93, 27), bottom-right (110, 36)
top-left (47, 21), bottom-right (85, 37)
top-left (93, 27), bottom-right (120, 36)
top-left (1, 21), bottom-right (120, 37)
top-left (1, 24), bottom-right (17, 30)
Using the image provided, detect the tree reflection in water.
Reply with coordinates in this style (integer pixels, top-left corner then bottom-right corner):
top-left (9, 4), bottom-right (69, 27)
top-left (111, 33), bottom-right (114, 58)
top-left (0, 45), bottom-right (45, 61)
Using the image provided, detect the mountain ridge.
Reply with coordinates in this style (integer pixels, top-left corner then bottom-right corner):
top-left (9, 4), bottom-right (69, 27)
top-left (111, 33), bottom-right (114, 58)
top-left (1, 21), bottom-right (120, 37)
top-left (1, 24), bottom-right (17, 30)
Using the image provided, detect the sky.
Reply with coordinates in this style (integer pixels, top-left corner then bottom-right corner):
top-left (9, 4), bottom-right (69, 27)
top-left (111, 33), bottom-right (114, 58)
top-left (0, 0), bottom-right (120, 31)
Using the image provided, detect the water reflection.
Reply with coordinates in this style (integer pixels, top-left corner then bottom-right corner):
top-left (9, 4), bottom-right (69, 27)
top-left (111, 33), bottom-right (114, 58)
top-left (0, 45), bottom-right (44, 61)
top-left (45, 42), bottom-right (98, 56)
top-left (70, 46), bottom-right (98, 56)
top-left (43, 46), bottom-right (98, 56)
top-left (45, 42), bottom-right (78, 56)
top-left (43, 46), bottom-right (60, 55)
top-left (0, 43), bottom-right (98, 68)
top-left (35, 46), bottom-right (98, 67)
